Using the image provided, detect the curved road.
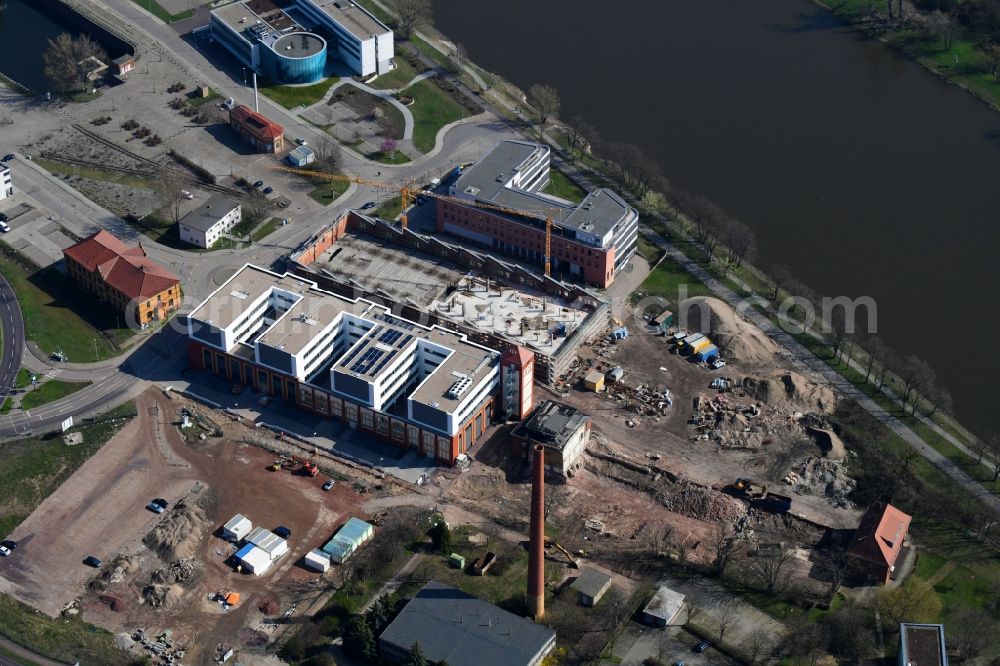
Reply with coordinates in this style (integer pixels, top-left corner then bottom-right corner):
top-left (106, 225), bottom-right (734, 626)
top-left (0, 273), bottom-right (25, 406)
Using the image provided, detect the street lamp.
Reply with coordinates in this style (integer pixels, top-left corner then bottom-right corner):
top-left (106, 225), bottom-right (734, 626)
top-left (242, 68), bottom-right (247, 86)
top-left (93, 338), bottom-right (98, 361)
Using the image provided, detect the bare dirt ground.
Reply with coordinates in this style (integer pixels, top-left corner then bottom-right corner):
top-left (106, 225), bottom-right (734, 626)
top-left (0, 387), bottom-right (374, 663)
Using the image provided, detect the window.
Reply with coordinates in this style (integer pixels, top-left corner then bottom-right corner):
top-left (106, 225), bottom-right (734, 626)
top-left (361, 409), bottom-right (373, 429)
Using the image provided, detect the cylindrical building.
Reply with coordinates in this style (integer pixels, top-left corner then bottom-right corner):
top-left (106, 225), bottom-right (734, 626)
top-left (261, 32), bottom-right (327, 84)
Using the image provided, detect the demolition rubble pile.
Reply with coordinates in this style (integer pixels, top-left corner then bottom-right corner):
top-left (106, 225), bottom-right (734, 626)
top-left (784, 457), bottom-right (856, 508)
top-left (655, 480), bottom-right (748, 523)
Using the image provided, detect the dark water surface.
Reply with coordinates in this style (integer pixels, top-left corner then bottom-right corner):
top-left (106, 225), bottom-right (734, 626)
top-left (0, 0), bottom-right (87, 92)
top-left (433, 0), bottom-right (1000, 437)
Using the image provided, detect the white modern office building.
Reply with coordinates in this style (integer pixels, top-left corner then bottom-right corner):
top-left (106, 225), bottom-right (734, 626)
top-left (178, 195), bottom-right (242, 249)
top-left (186, 264), bottom-right (532, 463)
top-left (0, 164), bottom-right (12, 201)
top-left (207, 0), bottom-right (393, 82)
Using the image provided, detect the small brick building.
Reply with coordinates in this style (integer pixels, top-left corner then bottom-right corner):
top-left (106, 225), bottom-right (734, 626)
top-left (229, 105), bottom-right (284, 153)
top-left (846, 501), bottom-right (912, 584)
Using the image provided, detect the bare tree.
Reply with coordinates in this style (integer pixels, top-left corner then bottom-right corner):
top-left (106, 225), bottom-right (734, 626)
top-left (716, 599), bottom-right (739, 645)
top-left (928, 9), bottom-right (954, 49)
top-left (722, 218), bottom-right (756, 269)
top-left (709, 524), bottom-right (739, 576)
top-left (243, 194), bottom-right (271, 228)
top-left (987, 432), bottom-right (1000, 482)
top-left (752, 548), bottom-right (793, 593)
top-left (391, 0), bottom-right (432, 39)
top-left (452, 43), bottom-right (468, 70)
top-left (984, 41), bottom-right (1000, 78)
top-left (312, 134), bottom-right (343, 173)
top-left (769, 264), bottom-right (795, 301)
top-left (950, 608), bottom-right (995, 660)
top-left (43, 32), bottom-right (108, 93)
top-left (973, 434), bottom-right (990, 465)
top-left (527, 84), bottom-right (560, 128)
top-left (816, 551), bottom-right (848, 604)
top-left (747, 631), bottom-right (773, 665)
top-left (924, 385), bottom-right (952, 418)
top-left (642, 522), bottom-right (675, 559)
top-left (862, 334), bottom-right (883, 383)
top-left (153, 169), bottom-right (187, 224)
top-left (897, 354), bottom-right (935, 414)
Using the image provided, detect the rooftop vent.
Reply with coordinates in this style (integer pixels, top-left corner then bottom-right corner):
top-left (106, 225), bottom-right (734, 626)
top-left (231, 290), bottom-right (250, 300)
top-left (447, 376), bottom-right (473, 399)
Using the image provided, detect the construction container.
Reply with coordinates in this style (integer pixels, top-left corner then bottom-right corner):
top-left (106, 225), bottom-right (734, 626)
top-left (222, 514), bottom-right (252, 542)
top-left (322, 518), bottom-right (375, 564)
top-left (606, 367), bottom-right (624, 383)
top-left (583, 369), bottom-right (605, 392)
top-left (688, 338), bottom-right (713, 355)
top-left (234, 544), bottom-right (273, 576)
top-left (245, 527), bottom-right (289, 561)
top-left (695, 344), bottom-right (719, 362)
top-left (653, 310), bottom-right (675, 328)
top-left (303, 549), bottom-right (331, 573)
top-left (449, 553), bottom-right (465, 569)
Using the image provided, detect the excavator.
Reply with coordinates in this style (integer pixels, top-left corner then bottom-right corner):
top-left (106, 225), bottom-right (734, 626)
top-left (291, 456), bottom-right (319, 477)
top-left (544, 537), bottom-right (580, 569)
top-left (732, 478), bottom-right (792, 514)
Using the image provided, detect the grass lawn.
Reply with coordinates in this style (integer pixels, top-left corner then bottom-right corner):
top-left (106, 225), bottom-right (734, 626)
top-left (410, 34), bottom-right (453, 71)
top-left (0, 594), bottom-right (132, 666)
top-left (369, 57), bottom-right (421, 90)
top-left (350, 0), bottom-right (394, 26)
top-left (0, 250), bottom-right (129, 361)
top-left (0, 401), bottom-right (134, 537)
top-left (636, 235), bottom-right (663, 264)
top-left (128, 0), bottom-right (192, 22)
top-left (258, 76), bottom-right (340, 109)
top-left (37, 158), bottom-right (153, 190)
top-left (542, 168), bottom-right (587, 203)
top-left (252, 217), bottom-right (283, 242)
top-left (408, 79), bottom-right (466, 153)
top-left (13, 368), bottom-right (30, 390)
top-left (0, 399), bottom-right (10, 415)
top-left (374, 195), bottom-right (403, 221)
top-left (307, 179), bottom-right (351, 206)
top-left (367, 150), bottom-right (411, 164)
top-left (636, 256), bottom-right (712, 303)
top-left (20, 380), bottom-right (90, 411)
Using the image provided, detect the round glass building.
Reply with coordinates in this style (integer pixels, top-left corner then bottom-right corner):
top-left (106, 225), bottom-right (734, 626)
top-left (261, 32), bottom-right (327, 84)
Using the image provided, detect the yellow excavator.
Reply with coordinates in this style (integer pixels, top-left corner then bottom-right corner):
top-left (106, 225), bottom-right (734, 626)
top-left (544, 538), bottom-right (580, 569)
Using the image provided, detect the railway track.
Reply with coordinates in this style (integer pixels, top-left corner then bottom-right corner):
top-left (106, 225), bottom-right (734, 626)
top-left (68, 125), bottom-right (251, 200)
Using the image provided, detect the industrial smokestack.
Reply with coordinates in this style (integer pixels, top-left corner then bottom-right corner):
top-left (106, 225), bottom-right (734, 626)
top-left (527, 444), bottom-right (545, 620)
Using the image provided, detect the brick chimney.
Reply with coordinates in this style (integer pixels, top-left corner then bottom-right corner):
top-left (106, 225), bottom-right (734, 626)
top-left (527, 444), bottom-right (545, 619)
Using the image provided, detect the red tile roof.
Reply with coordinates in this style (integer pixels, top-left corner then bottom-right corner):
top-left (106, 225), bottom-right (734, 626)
top-left (847, 502), bottom-right (911, 568)
top-left (63, 230), bottom-right (179, 300)
top-left (230, 105), bottom-right (284, 140)
top-left (502, 344), bottom-right (534, 367)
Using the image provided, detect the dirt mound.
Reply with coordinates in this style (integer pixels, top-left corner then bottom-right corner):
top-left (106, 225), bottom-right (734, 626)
top-left (744, 370), bottom-right (837, 415)
top-left (142, 582), bottom-right (184, 608)
top-left (259, 599), bottom-right (280, 615)
top-left (98, 594), bottom-right (128, 612)
top-left (655, 480), bottom-right (747, 523)
top-left (784, 457), bottom-right (855, 508)
top-left (678, 296), bottom-right (779, 364)
top-left (150, 559), bottom-right (197, 586)
top-left (806, 426), bottom-right (847, 460)
top-left (143, 499), bottom-right (206, 561)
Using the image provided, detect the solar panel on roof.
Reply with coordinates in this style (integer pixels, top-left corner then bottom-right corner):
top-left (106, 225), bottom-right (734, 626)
top-left (370, 349), bottom-right (397, 376)
top-left (351, 348), bottom-right (384, 374)
top-left (379, 329), bottom-right (402, 346)
top-left (397, 334), bottom-right (413, 349)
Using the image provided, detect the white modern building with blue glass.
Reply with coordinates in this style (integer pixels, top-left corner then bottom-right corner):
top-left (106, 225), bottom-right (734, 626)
top-left (208, 0), bottom-right (393, 84)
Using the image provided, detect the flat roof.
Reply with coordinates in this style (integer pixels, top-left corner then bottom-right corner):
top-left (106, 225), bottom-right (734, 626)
top-left (570, 568), bottom-right (612, 598)
top-left (272, 31), bottom-right (325, 57)
top-left (900, 623), bottom-right (947, 666)
top-left (514, 401), bottom-right (589, 451)
top-left (643, 585), bottom-right (685, 623)
top-left (178, 195), bottom-right (240, 233)
top-left (452, 140), bottom-right (636, 239)
top-left (311, 0), bottom-right (390, 39)
top-left (379, 580), bottom-right (556, 666)
top-left (191, 264), bottom-right (500, 412)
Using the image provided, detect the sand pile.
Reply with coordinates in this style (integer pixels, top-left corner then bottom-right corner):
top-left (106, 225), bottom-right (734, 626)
top-left (785, 457), bottom-right (855, 508)
top-left (807, 426), bottom-right (847, 460)
top-left (143, 500), bottom-right (206, 561)
top-left (678, 297), bottom-right (779, 364)
top-left (744, 370), bottom-right (837, 415)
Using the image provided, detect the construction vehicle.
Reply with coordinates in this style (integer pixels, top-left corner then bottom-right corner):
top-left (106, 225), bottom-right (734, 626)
top-left (290, 456), bottom-right (319, 477)
top-left (732, 478), bottom-right (792, 514)
top-left (273, 165), bottom-right (560, 277)
top-left (544, 538), bottom-right (580, 569)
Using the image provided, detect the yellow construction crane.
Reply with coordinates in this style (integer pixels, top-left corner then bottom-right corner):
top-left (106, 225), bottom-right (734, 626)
top-left (272, 165), bottom-right (559, 276)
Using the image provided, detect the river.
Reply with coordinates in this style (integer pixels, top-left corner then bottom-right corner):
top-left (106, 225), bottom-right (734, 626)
top-left (432, 0), bottom-right (1000, 437)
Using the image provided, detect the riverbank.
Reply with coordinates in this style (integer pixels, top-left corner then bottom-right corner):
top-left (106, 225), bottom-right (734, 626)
top-left (817, 0), bottom-right (1000, 112)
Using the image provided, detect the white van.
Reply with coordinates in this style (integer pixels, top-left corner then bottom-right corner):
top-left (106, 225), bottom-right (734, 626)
top-left (223, 97), bottom-right (235, 110)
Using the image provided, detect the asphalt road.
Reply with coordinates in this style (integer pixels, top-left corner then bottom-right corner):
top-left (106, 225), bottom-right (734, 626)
top-left (0, 272), bottom-right (25, 406)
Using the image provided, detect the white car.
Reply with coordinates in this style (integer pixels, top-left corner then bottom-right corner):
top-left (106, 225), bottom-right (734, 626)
top-left (0, 222), bottom-right (9, 233)
top-left (181, 189), bottom-right (193, 200)
top-left (0, 546), bottom-right (10, 557)
top-left (295, 137), bottom-right (307, 146)
top-left (222, 97), bottom-right (235, 110)
top-left (710, 358), bottom-right (727, 370)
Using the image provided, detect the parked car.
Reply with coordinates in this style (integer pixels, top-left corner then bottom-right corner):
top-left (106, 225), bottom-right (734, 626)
top-left (322, 479), bottom-right (335, 491)
top-left (361, 201), bottom-right (376, 210)
top-left (274, 526), bottom-right (291, 539)
top-left (181, 189), bottom-right (193, 199)
top-left (710, 358), bottom-right (727, 370)
top-left (0, 546), bottom-right (9, 557)
top-left (693, 640), bottom-right (711, 653)
top-left (252, 180), bottom-right (264, 189)
top-left (146, 500), bottom-right (165, 514)
top-left (222, 97), bottom-right (235, 110)
top-left (674, 662), bottom-right (686, 666)
top-left (83, 556), bottom-right (102, 568)
top-left (152, 498), bottom-right (168, 509)
top-left (0, 212), bottom-right (9, 221)
top-left (294, 137), bottom-right (307, 146)
top-left (0, 222), bottom-right (10, 233)
top-left (262, 186), bottom-right (273, 195)
top-left (1, 540), bottom-right (17, 551)
top-left (1, 154), bottom-right (13, 162)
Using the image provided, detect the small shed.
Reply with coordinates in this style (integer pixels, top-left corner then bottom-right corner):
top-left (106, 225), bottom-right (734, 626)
top-left (246, 527), bottom-right (289, 560)
top-left (323, 517), bottom-right (375, 564)
top-left (222, 514), bottom-right (252, 542)
top-left (197, 85), bottom-right (210, 98)
top-left (287, 146), bottom-right (315, 167)
top-left (339, 517), bottom-right (375, 544)
top-left (583, 369), bottom-right (605, 392)
top-left (653, 309), bottom-right (675, 328)
top-left (571, 568), bottom-right (613, 607)
top-left (303, 549), bottom-right (331, 573)
top-left (606, 367), bottom-right (624, 383)
top-left (449, 553), bottom-right (465, 569)
top-left (235, 544), bottom-right (273, 576)
top-left (641, 585), bottom-right (686, 627)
